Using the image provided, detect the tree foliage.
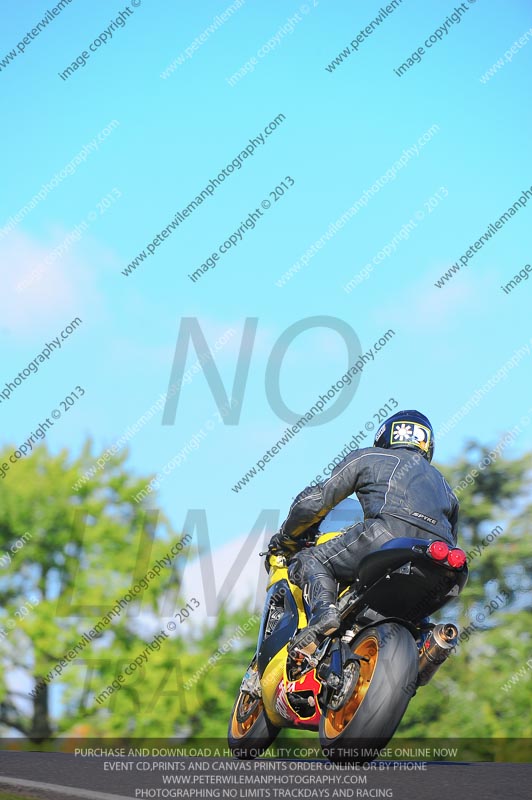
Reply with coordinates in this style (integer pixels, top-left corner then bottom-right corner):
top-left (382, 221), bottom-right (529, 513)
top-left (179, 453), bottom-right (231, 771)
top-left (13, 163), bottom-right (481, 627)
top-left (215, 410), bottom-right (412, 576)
top-left (399, 440), bottom-right (532, 738)
top-left (0, 442), bottom-right (187, 740)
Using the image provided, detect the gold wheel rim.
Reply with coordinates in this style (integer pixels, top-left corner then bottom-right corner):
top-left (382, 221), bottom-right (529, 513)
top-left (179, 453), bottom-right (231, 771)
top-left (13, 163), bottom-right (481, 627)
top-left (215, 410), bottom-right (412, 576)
top-left (323, 636), bottom-right (379, 739)
top-left (231, 663), bottom-right (263, 739)
top-left (231, 692), bottom-right (263, 738)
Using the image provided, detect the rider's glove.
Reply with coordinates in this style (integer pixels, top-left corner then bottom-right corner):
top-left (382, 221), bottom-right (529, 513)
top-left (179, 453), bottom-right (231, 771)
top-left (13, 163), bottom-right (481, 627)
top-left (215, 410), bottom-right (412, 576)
top-left (264, 531), bottom-right (299, 572)
top-left (269, 531), bottom-right (299, 555)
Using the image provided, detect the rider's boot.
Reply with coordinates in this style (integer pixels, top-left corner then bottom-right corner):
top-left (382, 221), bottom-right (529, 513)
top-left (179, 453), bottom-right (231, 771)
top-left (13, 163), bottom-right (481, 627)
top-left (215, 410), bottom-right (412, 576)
top-left (288, 573), bottom-right (341, 659)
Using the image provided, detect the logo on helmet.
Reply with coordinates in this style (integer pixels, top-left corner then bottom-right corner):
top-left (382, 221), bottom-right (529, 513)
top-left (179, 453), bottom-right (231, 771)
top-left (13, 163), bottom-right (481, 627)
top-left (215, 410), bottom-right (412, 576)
top-left (391, 421), bottom-right (431, 452)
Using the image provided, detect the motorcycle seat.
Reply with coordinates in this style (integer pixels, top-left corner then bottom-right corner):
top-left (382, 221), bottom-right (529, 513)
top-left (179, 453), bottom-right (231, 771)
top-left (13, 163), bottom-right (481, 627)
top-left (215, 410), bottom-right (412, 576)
top-left (356, 536), bottom-right (436, 586)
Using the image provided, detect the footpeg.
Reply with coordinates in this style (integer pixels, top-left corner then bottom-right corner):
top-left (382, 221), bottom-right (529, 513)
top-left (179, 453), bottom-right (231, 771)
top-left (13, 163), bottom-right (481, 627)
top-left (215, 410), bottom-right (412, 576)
top-left (288, 637), bottom-right (330, 678)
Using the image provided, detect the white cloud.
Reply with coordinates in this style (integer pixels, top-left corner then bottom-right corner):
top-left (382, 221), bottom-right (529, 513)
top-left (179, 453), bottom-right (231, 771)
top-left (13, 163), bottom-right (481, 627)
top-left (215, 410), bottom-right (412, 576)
top-left (0, 229), bottom-right (100, 338)
top-left (180, 533), bottom-right (267, 628)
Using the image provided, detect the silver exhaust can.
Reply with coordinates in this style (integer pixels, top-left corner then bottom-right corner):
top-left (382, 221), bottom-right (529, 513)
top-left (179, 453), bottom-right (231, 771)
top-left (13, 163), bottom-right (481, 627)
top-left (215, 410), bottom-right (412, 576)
top-left (417, 623), bottom-right (459, 686)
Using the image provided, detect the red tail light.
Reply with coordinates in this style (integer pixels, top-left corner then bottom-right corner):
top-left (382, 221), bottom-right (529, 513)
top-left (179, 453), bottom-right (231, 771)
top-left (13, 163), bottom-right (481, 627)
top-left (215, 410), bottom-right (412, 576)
top-left (447, 548), bottom-right (467, 568)
top-left (427, 541), bottom-right (467, 569)
top-left (427, 541), bottom-right (449, 561)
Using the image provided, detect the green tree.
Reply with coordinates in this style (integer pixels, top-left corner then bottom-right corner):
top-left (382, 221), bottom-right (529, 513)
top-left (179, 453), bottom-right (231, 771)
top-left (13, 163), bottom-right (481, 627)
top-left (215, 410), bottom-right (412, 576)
top-left (178, 604), bottom-right (261, 739)
top-left (440, 441), bottom-right (532, 608)
top-left (0, 440), bottom-right (262, 745)
top-left (0, 441), bottom-right (186, 741)
top-left (399, 441), bottom-right (532, 741)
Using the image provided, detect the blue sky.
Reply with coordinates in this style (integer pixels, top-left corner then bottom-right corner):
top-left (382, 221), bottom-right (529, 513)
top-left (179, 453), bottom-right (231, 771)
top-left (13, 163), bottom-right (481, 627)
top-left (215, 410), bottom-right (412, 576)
top-left (1, 0), bottom-right (532, 560)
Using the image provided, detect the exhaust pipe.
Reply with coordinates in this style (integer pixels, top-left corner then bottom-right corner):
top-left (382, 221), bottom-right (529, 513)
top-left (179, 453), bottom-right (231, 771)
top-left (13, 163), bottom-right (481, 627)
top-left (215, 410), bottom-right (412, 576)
top-left (417, 623), bottom-right (458, 686)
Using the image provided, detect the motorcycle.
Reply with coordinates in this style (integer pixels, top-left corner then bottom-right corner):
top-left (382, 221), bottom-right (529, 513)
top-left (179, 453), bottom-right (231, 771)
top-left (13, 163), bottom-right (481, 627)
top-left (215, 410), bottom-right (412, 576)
top-left (228, 529), bottom-right (468, 762)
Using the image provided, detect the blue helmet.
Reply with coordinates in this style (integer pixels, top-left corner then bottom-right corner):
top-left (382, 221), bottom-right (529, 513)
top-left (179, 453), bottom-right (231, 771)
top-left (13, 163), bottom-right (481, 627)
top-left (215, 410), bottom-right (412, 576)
top-left (373, 409), bottom-right (434, 462)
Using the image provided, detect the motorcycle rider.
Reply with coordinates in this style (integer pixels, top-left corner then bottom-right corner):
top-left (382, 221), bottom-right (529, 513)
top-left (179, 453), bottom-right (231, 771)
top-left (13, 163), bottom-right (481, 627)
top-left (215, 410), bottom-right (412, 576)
top-left (266, 410), bottom-right (459, 658)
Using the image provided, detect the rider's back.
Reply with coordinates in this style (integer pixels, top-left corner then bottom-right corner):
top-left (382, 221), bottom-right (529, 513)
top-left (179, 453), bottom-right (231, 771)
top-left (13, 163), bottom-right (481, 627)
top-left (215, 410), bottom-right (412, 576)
top-left (339, 445), bottom-right (458, 544)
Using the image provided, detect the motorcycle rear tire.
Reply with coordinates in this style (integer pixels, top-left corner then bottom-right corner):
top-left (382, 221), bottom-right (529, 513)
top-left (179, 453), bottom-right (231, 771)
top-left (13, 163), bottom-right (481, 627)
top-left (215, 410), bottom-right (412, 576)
top-left (319, 622), bottom-right (418, 763)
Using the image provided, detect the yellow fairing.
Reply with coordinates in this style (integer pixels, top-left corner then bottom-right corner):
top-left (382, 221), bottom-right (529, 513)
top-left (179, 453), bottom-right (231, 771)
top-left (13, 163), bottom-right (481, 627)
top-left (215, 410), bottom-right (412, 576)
top-left (261, 541), bottom-right (341, 726)
top-left (261, 533), bottom-right (347, 724)
top-left (261, 556), bottom-right (307, 725)
top-left (261, 650), bottom-right (291, 726)
top-left (265, 556), bottom-right (306, 630)
top-left (315, 530), bottom-right (343, 546)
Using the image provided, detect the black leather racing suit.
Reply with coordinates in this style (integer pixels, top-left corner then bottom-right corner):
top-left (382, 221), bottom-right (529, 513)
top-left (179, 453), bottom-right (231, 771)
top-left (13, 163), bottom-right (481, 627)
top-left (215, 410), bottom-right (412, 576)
top-left (282, 446), bottom-right (459, 631)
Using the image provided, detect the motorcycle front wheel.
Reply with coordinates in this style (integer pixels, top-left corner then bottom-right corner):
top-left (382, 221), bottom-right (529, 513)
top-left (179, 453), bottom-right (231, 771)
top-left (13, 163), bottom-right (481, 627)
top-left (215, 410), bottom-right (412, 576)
top-left (319, 622), bottom-right (418, 763)
top-left (228, 661), bottom-right (280, 759)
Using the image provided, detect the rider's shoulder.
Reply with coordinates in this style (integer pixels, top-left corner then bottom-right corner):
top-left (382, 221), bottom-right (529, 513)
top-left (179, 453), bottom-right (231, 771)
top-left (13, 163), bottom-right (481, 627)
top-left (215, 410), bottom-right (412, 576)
top-left (343, 445), bottom-right (396, 461)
